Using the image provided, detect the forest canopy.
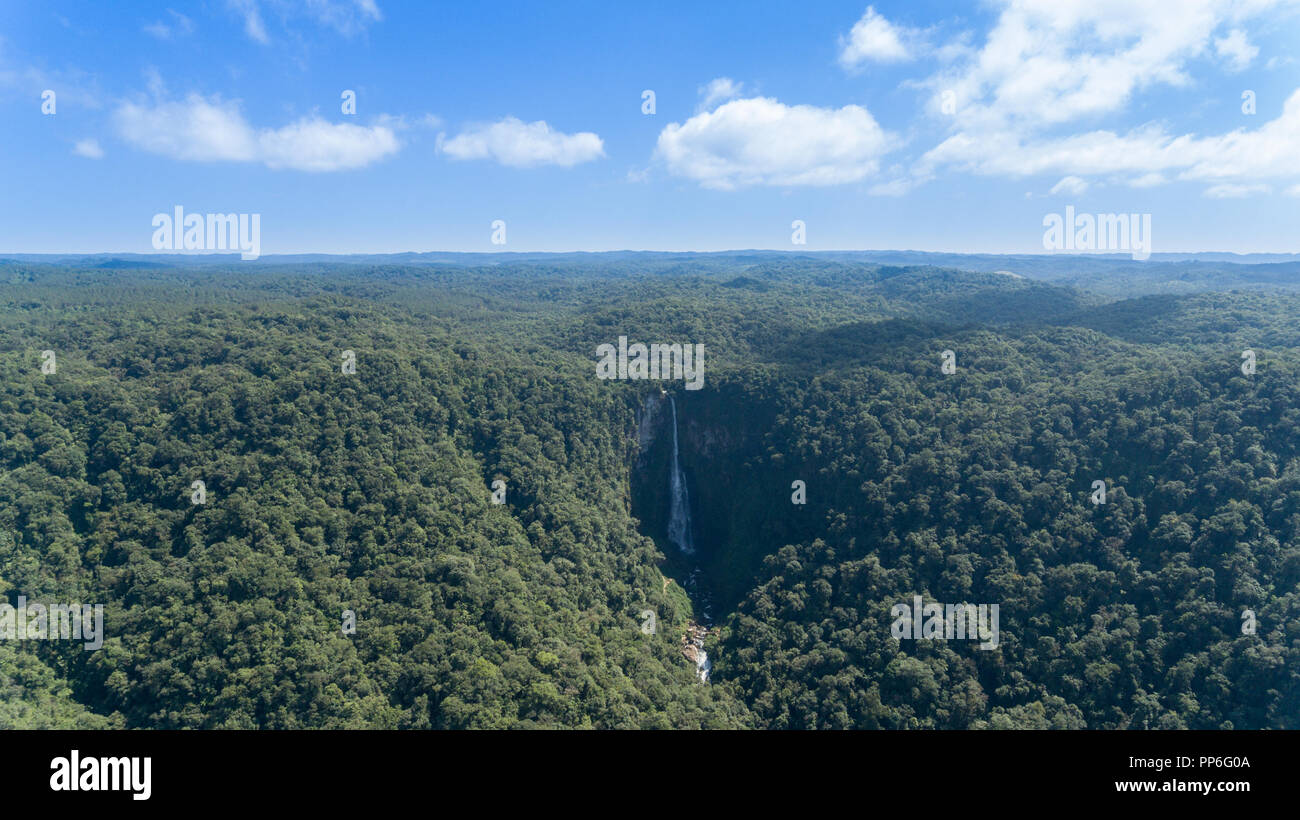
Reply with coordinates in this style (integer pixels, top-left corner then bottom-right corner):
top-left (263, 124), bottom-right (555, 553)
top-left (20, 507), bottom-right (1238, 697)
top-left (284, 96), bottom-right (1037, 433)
top-left (1, 254), bottom-right (1296, 729)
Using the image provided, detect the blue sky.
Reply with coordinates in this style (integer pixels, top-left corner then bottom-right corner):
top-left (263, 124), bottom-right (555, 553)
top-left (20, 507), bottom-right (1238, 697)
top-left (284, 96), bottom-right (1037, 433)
top-left (3, 0), bottom-right (1299, 255)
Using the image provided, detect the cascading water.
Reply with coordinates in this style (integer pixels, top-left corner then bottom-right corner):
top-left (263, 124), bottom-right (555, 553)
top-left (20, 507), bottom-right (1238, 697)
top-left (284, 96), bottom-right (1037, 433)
top-left (667, 395), bottom-right (695, 555)
top-left (666, 395), bottom-right (709, 681)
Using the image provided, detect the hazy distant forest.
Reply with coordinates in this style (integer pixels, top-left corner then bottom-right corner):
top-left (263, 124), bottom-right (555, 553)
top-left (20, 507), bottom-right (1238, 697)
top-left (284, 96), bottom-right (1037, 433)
top-left (2, 253), bottom-right (1298, 729)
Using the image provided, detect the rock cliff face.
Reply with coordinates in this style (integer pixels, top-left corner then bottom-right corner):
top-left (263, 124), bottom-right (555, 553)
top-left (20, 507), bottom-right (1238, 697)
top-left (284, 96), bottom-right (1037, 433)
top-left (631, 390), bottom-right (674, 552)
top-left (633, 390), bottom-right (711, 681)
top-left (630, 382), bottom-right (799, 615)
top-left (635, 390), bottom-right (666, 460)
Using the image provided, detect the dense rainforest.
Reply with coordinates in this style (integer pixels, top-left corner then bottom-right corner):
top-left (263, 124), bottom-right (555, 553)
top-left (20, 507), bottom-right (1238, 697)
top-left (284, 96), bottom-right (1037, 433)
top-left (1, 254), bottom-right (1297, 729)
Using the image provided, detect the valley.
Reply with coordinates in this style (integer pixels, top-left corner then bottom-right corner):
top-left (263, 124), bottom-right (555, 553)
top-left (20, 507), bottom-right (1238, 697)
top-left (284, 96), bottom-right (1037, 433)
top-left (2, 252), bottom-right (1298, 729)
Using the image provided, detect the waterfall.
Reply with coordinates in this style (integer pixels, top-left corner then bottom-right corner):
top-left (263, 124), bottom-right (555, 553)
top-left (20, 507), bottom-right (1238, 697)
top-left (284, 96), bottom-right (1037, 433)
top-left (667, 395), bottom-right (695, 555)
top-left (666, 395), bottom-right (710, 682)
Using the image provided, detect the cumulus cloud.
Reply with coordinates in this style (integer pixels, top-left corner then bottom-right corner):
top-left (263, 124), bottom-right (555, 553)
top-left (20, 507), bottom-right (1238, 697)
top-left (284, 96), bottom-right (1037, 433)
top-left (1215, 28), bottom-right (1258, 72)
top-left (921, 88), bottom-right (1300, 189)
top-left (922, 0), bottom-right (1232, 131)
top-left (72, 138), bottom-right (103, 159)
top-left (115, 96), bottom-right (257, 161)
top-left (655, 96), bottom-right (894, 189)
top-left (258, 117), bottom-right (400, 171)
top-left (438, 117), bottom-right (605, 168)
top-left (906, 0), bottom-right (1300, 197)
top-left (839, 6), bottom-right (918, 69)
top-left (113, 94), bottom-right (400, 171)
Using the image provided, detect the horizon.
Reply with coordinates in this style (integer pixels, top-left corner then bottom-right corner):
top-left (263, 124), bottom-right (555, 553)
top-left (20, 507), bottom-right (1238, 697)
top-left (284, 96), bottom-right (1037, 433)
top-left (7, 248), bottom-right (1300, 261)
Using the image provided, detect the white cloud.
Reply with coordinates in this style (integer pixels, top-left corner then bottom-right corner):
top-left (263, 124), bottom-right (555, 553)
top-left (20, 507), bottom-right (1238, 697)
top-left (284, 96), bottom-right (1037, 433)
top-left (1215, 28), bottom-right (1258, 72)
top-left (227, 0), bottom-right (381, 43)
top-left (228, 0), bottom-right (269, 43)
top-left (920, 87), bottom-right (1300, 192)
top-left (1049, 175), bottom-right (1088, 195)
top-left (698, 77), bottom-right (744, 111)
top-left (144, 10), bottom-right (195, 40)
top-left (72, 138), bottom-right (103, 159)
top-left (438, 117), bottom-right (605, 168)
top-left (0, 60), bottom-right (103, 109)
top-left (839, 6), bottom-right (917, 69)
top-left (305, 0), bottom-right (383, 32)
top-left (372, 112), bottom-right (443, 131)
top-left (1204, 182), bottom-right (1269, 197)
top-left (655, 96), bottom-right (894, 189)
top-left (113, 94), bottom-right (400, 171)
top-left (906, 0), bottom-right (1300, 196)
top-left (258, 118), bottom-right (400, 171)
top-left (1128, 172), bottom-right (1166, 188)
top-left (868, 177), bottom-right (917, 196)
top-left (924, 0), bottom-right (1227, 131)
top-left (143, 66), bottom-right (165, 97)
top-left (115, 96), bottom-right (257, 161)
